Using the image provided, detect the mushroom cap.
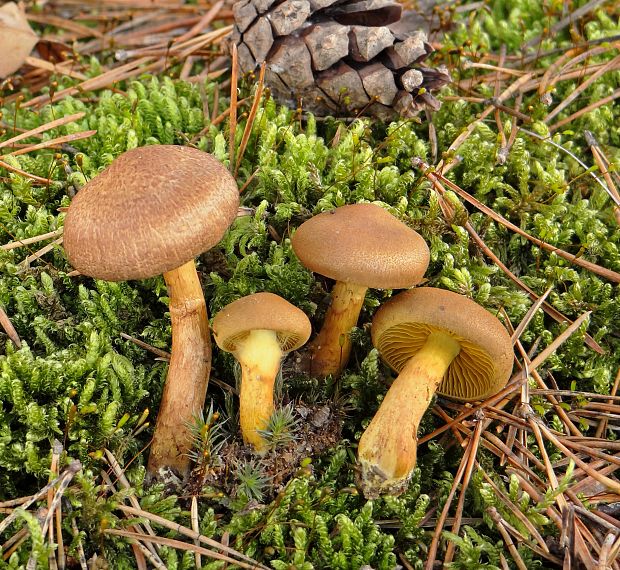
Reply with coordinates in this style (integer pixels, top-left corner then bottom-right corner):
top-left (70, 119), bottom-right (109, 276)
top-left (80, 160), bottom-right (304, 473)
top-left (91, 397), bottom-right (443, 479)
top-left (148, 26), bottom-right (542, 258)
top-left (213, 292), bottom-right (312, 354)
top-left (63, 145), bottom-right (239, 281)
top-left (290, 203), bottom-right (429, 289)
top-left (371, 287), bottom-right (513, 401)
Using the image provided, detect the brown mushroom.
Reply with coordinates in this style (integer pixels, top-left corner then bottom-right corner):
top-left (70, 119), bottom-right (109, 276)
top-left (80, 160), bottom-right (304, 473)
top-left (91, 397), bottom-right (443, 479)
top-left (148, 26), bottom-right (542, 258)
top-left (291, 203), bottom-right (429, 378)
top-left (212, 292), bottom-right (311, 453)
top-left (63, 145), bottom-right (239, 478)
top-left (358, 287), bottom-right (513, 497)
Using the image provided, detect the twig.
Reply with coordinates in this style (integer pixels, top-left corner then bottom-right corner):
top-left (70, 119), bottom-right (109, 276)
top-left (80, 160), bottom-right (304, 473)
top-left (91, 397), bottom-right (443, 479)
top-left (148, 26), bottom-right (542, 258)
top-left (0, 304), bottom-right (21, 348)
top-left (486, 507), bottom-right (529, 570)
top-left (0, 113), bottom-right (86, 150)
top-left (116, 505), bottom-right (268, 568)
top-left (544, 54), bottom-right (620, 124)
top-left (443, 418), bottom-right (484, 564)
top-left (235, 62), bottom-right (265, 178)
top-left (416, 158), bottom-right (620, 283)
top-left (424, 422), bottom-right (481, 569)
top-left (1, 131), bottom-right (97, 158)
top-left (1, 229), bottom-right (65, 251)
top-left (104, 529), bottom-right (269, 570)
top-left (228, 43), bottom-right (238, 173)
top-left (550, 87), bottom-right (620, 133)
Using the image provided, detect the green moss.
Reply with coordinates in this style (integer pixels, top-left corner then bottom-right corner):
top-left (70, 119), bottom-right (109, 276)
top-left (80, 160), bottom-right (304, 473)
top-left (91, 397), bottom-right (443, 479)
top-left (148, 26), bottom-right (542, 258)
top-left (1, 0), bottom-right (620, 567)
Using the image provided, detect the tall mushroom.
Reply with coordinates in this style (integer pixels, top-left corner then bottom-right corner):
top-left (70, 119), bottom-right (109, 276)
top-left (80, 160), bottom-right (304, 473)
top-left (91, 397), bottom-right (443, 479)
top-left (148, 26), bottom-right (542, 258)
top-left (291, 203), bottom-right (429, 378)
top-left (212, 292), bottom-right (311, 453)
top-left (358, 287), bottom-right (513, 498)
top-left (63, 145), bottom-right (239, 479)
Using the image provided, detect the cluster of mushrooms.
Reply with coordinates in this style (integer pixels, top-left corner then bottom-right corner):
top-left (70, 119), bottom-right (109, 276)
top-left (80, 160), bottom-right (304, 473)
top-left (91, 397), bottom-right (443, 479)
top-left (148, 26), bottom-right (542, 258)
top-left (63, 145), bottom-right (513, 498)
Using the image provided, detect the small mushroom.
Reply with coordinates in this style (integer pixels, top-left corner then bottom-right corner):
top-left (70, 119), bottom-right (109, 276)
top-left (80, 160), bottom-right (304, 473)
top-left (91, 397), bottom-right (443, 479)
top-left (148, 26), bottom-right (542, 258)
top-left (212, 292), bottom-right (311, 453)
top-left (63, 145), bottom-right (239, 479)
top-left (291, 203), bottom-right (429, 378)
top-left (358, 287), bottom-right (514, 498)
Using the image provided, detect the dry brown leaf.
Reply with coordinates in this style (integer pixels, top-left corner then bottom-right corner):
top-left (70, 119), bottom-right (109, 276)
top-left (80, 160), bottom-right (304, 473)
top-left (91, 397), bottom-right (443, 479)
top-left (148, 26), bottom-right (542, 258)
top-left (0, 2), bottom-right (39, 78)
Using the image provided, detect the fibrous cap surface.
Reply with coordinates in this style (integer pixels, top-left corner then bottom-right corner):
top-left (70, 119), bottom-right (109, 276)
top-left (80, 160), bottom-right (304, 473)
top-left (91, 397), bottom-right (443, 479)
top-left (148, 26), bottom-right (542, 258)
top-left (63, 145), bottom-right (240, 281)
top-left (291, 203), bottom-right (429, 289)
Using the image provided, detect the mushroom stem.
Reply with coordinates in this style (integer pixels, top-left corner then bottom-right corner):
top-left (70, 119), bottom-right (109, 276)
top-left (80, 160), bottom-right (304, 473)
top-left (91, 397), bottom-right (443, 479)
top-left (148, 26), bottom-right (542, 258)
top-left (235, 329), bottom-right (284, 453)
top-left (358, 331), bottom-right (461, 498)
top-left (147, 259), bottom-right (211, 478)
top-left (308, 281), bottom-right (368, 378)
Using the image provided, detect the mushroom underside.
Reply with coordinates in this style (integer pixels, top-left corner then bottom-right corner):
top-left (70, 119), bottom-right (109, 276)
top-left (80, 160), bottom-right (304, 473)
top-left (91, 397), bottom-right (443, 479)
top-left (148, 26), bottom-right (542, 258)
top-left (375, 322), bottom-right (497, 401)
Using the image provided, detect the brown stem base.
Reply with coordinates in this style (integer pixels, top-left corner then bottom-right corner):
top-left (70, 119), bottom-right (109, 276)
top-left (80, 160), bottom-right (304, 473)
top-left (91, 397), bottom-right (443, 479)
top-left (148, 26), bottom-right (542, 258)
top-left (147, 259), bottom-right (211, 479)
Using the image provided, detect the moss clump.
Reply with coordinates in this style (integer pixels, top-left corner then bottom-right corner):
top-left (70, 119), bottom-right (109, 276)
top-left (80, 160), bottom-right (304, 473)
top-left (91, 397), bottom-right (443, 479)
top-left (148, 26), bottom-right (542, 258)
top-left (1, 0), bottom-right (620, 567)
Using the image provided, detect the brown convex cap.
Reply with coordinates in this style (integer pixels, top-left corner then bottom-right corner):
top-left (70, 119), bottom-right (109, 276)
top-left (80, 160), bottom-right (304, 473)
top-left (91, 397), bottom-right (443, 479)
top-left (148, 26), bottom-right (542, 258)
top-left (372, 287), bottom-right (513, 401)
top-left (291, 203), bottom-right (429, 289)
top-left (213, 293), bottom-right (311, 353)
top-left (63, 145), bottom-right (240, 281)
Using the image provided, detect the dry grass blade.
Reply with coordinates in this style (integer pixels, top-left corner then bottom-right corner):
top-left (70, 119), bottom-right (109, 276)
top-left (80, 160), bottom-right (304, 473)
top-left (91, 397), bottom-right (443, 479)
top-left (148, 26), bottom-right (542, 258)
top-left (465, 218), bottom-right (602, 353)
top-left (191, 496), bottom-right (201, 570)
top-left (235, 62), bottom-right (265, 178)
top-left (442, 418), bottom-right (484, 565)
top-left (104, 529), bottom-right (267, 570)
top-left (1, 228), bottom-right (64, 251)
top-left (550, 87), bottom-right (620, 133)
top-left (0, 159), bottom-right (52, 184)
top-left (0, 304), bottom-right (21, 348)
top-left (174, 0), bottom-right (225, 44)
top-left (17, 236), bottom-right (64, 270)
top-left (228, 43), bottom-right (238, 174)
top-left (486, 507), bottom-right (529, 570)
top-left (538, 423), bottom-right (620, 494)
top-left (424, 419), bottom-right (482, 570)
top-left (0, 462), bottom-right (81, 535)
top-left (420, 159), bottom-right (620, 282)
top-left (1, 131), bottom-right (97, 158)
top-left (23, 56), bottom-right (88, 81)
top-left (596, 368), bottom-right (620, 438)
top-left (0, 112), bottom-right (86, 150)
top-left (103, 449), bottom-right (163, 552)
top-left (511, 286), bottom-right (552, 343)
top-left (524, 0), bottom-right (609, 48)
top-left (514, 339), bottom-right (583, 437)
top-left (116, 505), bottom-right (268, 568)
top-left (586, 130), bottom-right (620, 224)
top-left (544, 53), bottom-right (620, 124)
top-left (119, 332), bottom-right (171, 360)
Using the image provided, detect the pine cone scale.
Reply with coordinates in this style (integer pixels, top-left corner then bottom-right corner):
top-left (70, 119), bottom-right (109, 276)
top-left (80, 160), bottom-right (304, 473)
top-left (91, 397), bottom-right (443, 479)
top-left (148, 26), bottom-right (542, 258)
top-left (231, 0), bottom-right (450, 119)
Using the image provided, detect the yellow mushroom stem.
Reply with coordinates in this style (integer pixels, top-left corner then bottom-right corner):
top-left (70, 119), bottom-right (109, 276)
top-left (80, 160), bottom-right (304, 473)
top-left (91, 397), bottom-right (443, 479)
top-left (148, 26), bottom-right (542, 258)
top-left (308, 281), bottom-right (368, 378)
top-left (234, 329), bottom-right (284, 453)
top-left (358, 331), bottom-right (462, 498)
top-left (147, 259), bottom-right (212, 479)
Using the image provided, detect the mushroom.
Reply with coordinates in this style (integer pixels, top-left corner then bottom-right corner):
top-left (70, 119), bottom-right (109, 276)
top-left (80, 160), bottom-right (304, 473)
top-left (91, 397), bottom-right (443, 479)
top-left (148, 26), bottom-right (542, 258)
top-left (63, 145), bottom-right (239, 478)
top-left (358, 287), bottom-right (513, 498)
top-left (291, 203), bottom-right (429, 378)
top-left (212, 292), bottom-right (311, 453)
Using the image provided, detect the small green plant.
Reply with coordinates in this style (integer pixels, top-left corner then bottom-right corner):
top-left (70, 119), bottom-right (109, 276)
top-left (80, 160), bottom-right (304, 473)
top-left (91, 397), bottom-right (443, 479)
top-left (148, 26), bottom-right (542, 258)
top-left (235, 459), bottom-right (271, 502)
top-left (187, 403), bottom-right (227, 472)
top-left (257, 403), bottom-right (301, 451)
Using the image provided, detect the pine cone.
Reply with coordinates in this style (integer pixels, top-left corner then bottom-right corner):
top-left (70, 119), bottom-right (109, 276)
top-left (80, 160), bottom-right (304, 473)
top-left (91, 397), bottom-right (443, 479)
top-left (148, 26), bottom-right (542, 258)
top-left (230, 0), bottom-right (450, 120)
